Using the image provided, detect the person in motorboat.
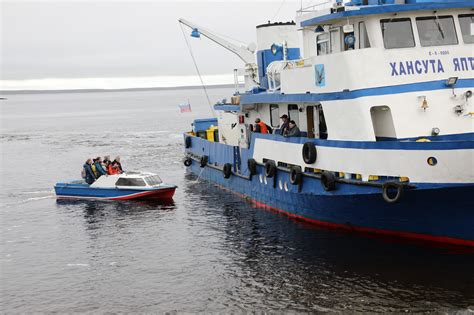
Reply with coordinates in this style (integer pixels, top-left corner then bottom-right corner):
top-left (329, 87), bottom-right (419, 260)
top-left (102, 155), bottom-right (111, 171)
top-left (284, 120), bottom-right (301, 137)
top-left (83, 158), bottom-right (97, 184)
top-left (93, 156), bottom-right (107, 178)
top-left (107, 162), bottom-right (120, 175)
top-left (112, 156), bottom-right (124, 173)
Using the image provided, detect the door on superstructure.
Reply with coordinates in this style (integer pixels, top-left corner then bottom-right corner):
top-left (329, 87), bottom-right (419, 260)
top-left (306, 106), bottom-right (315, 138)
top-left (370, 106), bottom-right (396, 140)
top-left (288, 104), bottom-right (299, 125)
top-left (316, 104), bottom-right (328, 139)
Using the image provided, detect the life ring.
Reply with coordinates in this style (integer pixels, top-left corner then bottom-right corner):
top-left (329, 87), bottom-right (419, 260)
top-left (265, 160), bottom-right (276, 178)
top-left (321, 171), bottom-right (336, 191)
top-left (184, 157), bottom-right (192, 167)
top-left (247, 158), bottom-right (257, 175)
top-left (382, 182), bottom-right (404, 203)
top-left (289, 167), bottom-right (302, 185)
top-left (185, 136), bottom-right (192, 149)
top-left (302, 142), bottom-right (317, 164)
top-left (223, 163), bottom-right (232, 179)
top-left (200, 155), bottom-right (208, 168)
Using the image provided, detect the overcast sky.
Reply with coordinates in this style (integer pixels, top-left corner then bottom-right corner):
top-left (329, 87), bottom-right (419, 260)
top-left (1, 0), bottom-right (305, 89)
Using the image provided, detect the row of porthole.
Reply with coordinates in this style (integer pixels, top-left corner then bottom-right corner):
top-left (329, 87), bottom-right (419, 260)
top-left (259, 174), bottom-right (290, 192)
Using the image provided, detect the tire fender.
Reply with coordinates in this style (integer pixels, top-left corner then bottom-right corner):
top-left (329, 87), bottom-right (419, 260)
top-left (185, 136), bottom-right (192, 149)
top-left (247, 158), bottom-right (257, 175)
top-left (265, 160), bottom-right (276, 178)
top-left (321, 171), bottom-right (336, 191)
top-left (302, 142), bottom-right (317, 164)
top-left (382, 182), bottom-right (404, 203)
top-left (289, 166), bottom-right (302, 185)
top-left (200, 155), bottom-right (208, 168)
top-left (184, 157), bottom-right (192, 167)
top-left (223, 163), bottom-right (232, 179)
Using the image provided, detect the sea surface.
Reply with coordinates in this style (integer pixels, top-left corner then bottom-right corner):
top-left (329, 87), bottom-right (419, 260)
top-left (1, 88), bottom-right (473, 313)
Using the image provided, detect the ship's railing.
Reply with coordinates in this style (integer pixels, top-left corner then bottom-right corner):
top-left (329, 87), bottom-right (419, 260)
top-left (266, 59), bottom-right (310, 92)
top-left (296, 0), bottom-right (343, 15)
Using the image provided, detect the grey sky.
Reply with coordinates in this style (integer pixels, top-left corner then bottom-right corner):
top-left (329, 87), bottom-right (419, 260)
top-left (1, 0), bottom-right (301, 82)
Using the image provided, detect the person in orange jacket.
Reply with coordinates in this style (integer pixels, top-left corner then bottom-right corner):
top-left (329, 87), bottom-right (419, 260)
top-left (253, 118), bottom-right (272, 134)
top-left (107, 163), bottom-right (120, 175)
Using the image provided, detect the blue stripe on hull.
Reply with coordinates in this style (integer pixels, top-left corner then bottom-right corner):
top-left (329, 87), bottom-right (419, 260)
top-left (187, 162), bottom-right (474, 243)
top-left (54, 184), bottom-right (148, 198)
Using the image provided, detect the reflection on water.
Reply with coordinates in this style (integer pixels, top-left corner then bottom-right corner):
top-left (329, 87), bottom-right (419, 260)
top-left (1, 90), bottom-right (473, 313)
top-left (183, 174), bottom-right (474, 312)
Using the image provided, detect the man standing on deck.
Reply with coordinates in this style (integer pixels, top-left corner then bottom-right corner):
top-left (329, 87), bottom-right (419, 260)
top-left (278, 114), bottom-right (290, 135)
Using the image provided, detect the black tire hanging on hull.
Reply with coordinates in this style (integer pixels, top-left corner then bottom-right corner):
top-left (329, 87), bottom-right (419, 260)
top-left (302, 142), bottom-right (317, 164)
top-left (382, 182), bottom-right (404, 203)
top-left (223, 163), bottom-right (232, 179)
top-left (321, 171), bottom-right (336, 191)
top-left (247, 158), bottom-right (257, 175)
top-left (184, 157), bottom-right (192, 167)
top-left (265, 160), bottom-right (276, 178)
top-left (200, 155), bottom-right (208, 168)
top-left (289, 166), bottom-right (302, 185)
top-left (185, 136), bottom-right (192, 149)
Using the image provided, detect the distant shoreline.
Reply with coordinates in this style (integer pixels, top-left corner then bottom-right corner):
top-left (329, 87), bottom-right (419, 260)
top-left (0, 83), bottom-right (239, 95)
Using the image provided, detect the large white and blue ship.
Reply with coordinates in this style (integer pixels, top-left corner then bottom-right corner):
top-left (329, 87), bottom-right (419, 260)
top-left (179, 0), bottom-right (474, 247)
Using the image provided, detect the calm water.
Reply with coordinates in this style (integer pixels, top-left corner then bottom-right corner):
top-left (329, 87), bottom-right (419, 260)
top-left (1, 88), bottom-right (473, 313)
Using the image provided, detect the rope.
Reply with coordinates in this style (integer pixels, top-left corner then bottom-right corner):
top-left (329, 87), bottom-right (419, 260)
top-left (271, 0), bottom-right (287, 21)
top-left (179, 22), bottom-right (215, 116)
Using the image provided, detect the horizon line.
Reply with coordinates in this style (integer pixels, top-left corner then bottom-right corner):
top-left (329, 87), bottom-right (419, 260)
top-left (0, 74), bottom-right (239, 93)
top-left (0, 83), bottom-right (241, 95)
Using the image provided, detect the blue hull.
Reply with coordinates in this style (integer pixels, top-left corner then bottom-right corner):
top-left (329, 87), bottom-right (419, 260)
top-left (184, 137), bottom-right (474, 247)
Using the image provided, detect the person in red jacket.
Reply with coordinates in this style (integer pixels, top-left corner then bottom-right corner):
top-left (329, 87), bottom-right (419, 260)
top-left (107, 162), bottom-right (120, 175)
top-left (253, 118), bottom-right (272, 134)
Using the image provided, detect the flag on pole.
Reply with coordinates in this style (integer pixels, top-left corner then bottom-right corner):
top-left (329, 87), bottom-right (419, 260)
top-left (179, 102), bottom-right (192, 113)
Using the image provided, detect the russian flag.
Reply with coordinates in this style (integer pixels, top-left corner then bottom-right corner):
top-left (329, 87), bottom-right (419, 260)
top-left (179, 102), bottom-right (192, 113)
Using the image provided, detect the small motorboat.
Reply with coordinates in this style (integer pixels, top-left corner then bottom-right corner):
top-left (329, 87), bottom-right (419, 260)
top-left (54, 172), bottom-right (177, 200)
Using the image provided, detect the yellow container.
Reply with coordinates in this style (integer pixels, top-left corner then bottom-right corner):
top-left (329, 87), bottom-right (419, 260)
top-left (206, 126), bottom-right (218, 142)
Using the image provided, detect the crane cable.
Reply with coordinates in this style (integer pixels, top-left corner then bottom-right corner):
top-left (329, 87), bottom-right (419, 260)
top-left (179, 22), bottom-right (215, 116)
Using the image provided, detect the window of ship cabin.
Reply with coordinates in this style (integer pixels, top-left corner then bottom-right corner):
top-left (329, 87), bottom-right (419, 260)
top-left (115, 178), bottom-right (147, 186)
top-left (416, 16), bottom-right (458, 47)
top-left (317, 33), bottom-right (330, 55)
top-left (359, 21), bottom-right (371, 49)
top-left (330, 28), bottom-right (341, 53)
top-left (288, 104), bottom-right (300, 126)
top-left (380, 18), bottom-right (415, 49)
top-left (459, 14), bottom-right (474, 44)
top-left (270, 104), bottom-right (280, 127)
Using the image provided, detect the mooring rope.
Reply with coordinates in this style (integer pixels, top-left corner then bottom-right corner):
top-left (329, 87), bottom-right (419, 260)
top-left (179, 22), bottom-right (215, 116)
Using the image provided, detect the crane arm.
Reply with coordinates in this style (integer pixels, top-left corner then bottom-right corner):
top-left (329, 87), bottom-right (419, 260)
top-left (178, 18), bottom-right (255, 65)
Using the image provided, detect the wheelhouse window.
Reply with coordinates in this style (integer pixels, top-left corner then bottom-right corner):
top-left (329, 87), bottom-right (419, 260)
top-left (381, 18), bottom-right (415, 49)
top-left (115, 178), bottom-right (146, 186)
top-left (359, 21), bottom-right (371, 49)
top-left (416, 16), bottom-right (458, 47)
top-left (459, 14), bottom-right (474, 44)
top-left (270, 104), bottom-right (280, 127)
top-left (316, 33), bottom-right (330, 55)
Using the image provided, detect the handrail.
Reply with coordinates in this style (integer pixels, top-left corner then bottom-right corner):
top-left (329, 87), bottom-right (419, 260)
top-left (297, 0), bottom-right (334, 14)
